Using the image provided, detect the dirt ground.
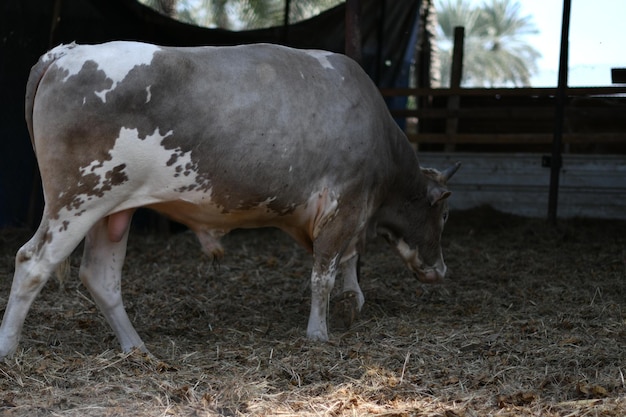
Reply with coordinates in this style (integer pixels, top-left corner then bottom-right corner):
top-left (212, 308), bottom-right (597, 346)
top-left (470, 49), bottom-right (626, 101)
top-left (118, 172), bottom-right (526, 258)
top-left (0, 206), bottom-right (624, 416)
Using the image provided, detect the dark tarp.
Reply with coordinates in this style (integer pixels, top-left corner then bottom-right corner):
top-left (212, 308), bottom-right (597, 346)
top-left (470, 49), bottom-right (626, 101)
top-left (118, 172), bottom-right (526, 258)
top-left (0, 0), bottom-right (420, 227)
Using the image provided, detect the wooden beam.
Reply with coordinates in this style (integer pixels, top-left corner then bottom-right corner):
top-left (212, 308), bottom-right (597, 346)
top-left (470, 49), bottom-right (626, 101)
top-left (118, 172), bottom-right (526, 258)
top-left (612, 68), bottom-right (626, 84)
top-left (282, 0), bottom-right (291, 43)
top-left (548, 0), bottom-right (572, 224)
top-left (379, 86), bottom-right (626, 97)
top-left (389, 106), bottom-right (626, 120)
top-left (345, 0), bottom-right (362, 64)
top-left (406, 133), bottom-right (625, 145)
top-left (445, 26), bottom-right (464, 152)
top-left (49, 0), bottom-right (63, 48)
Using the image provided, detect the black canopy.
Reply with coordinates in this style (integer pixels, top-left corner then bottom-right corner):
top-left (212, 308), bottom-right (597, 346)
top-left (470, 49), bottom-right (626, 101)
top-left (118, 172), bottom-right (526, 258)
top-left (0, 0), bottom-right (420, 227)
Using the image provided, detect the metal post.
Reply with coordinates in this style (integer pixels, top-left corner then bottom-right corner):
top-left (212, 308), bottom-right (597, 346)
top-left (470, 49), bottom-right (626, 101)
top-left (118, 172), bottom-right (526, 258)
top-left (449, 26), bottom-right (464, 89)
top-left (547, 0), bottom-right (572, 224)
top-left (445, 26), bottom-right (464, 152)
top-left (373, 0), bottom-right (386, 84)
top-left (282, 0), bottom-right (291, 44)
top-left (345, 0), bottom-right (362, 64)
top-left (49, 0), bottom-right (62, 48)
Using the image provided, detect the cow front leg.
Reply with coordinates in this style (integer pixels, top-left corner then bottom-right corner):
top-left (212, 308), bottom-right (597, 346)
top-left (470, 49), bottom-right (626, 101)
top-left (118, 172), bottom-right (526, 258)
top-left (79, 215), bottom-right (146, 353)
top-left (306, 255), bottom-right (339, 342)
top-left (341, 253), bottom-right (365, 310)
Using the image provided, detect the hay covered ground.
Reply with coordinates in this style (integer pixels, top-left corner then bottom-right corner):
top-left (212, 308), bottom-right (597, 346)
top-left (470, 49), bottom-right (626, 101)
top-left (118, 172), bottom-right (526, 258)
top-left (0, 207), bottom-right (624, 416)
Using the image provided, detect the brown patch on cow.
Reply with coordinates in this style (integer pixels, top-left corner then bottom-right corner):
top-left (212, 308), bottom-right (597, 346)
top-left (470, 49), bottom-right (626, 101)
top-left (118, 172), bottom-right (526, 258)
top-left (53, 164), bottom-right (129, 215)
top-left (59, 220), bottom-right (69, 232)
top-left (25, 275), bottom-right (44, 292)
top-left (105, 164), bottom-right (129, 186)
top-left (166, 153), bottom-right (178, 166)
top-left (32, 228), bottom-right (53, 254)
top-left (16, 250), bottom-right (31, 263)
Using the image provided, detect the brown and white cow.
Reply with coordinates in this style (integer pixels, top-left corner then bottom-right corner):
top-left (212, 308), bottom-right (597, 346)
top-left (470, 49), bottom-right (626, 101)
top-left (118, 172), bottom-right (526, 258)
top-left (0, 41), bottom-right (459, 357)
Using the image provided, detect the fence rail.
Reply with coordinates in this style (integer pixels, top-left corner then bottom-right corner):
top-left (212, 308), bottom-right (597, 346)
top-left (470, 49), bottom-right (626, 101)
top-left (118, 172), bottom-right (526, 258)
top-left (380, 86), bottom-right (626, 97)
top-left (380, 86), bottom-right (626, 147)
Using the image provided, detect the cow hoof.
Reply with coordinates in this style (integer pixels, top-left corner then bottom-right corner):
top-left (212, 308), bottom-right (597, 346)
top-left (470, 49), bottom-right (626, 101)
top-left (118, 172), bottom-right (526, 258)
top-left (124, 347), bottom-right (158, 363)
top-left (306, 329), bottom-right (329, 342)
top-left (333, 291), bottom-right (361, 329)
top-left (0, 340), bottom-right (18, 360)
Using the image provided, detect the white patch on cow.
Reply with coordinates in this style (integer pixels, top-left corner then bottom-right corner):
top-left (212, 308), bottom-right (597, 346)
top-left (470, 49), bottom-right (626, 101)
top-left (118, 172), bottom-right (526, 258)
top-left (41, 42), bottom-right (77, 64)
top-left (94, 90), bottom-right (107, 102)
top-left (305, 50), bottom-right (335, 70)
top-left (145, 85), bottom-right (152, 103)
top-left (395, 239), bottom-right (446, 282)
top-left (52, 42), bottom-right (160, 103)
top-left (396, 239), bottom-right (420, 269)
top-left (63, 126), bottom-right (208, 217)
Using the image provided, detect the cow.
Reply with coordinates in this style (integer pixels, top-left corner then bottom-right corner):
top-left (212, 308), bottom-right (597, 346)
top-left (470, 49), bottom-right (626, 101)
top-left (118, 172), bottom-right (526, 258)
top-left (0, 41), bottom-right (459, 358)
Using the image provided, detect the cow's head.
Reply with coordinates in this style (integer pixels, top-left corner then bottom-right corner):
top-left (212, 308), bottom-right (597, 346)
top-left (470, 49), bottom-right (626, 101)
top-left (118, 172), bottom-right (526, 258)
top-left (376, 162), bottom-right (460, 283)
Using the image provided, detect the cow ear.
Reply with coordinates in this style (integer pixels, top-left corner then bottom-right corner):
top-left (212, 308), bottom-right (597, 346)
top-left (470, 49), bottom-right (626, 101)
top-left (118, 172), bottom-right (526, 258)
top-left (428, 184), bottom-right (451, 206)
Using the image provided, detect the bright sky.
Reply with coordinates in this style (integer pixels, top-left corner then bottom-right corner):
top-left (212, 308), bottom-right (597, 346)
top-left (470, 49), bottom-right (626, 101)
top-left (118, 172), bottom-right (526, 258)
top-left (503, 0), bottom-right (626, 86)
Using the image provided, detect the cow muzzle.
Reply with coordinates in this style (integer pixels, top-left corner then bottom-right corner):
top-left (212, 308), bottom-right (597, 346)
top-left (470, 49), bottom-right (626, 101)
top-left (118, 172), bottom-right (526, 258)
top-left (394, 239), bottom-right (447, 283)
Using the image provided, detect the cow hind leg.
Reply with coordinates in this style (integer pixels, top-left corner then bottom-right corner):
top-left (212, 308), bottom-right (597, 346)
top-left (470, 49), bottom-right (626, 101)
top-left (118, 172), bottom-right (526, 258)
top-left (0, 215), bottom-right (88, 358)
top-left (79, 215), bottom-right (147, 353)
top-left (334, 254), bottom-right (365, 329)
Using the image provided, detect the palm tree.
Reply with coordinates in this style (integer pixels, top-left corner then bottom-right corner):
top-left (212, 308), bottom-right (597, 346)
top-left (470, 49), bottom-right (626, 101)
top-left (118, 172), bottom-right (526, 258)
top-left (436, 0), bottom-right (540, 87)
top-left (140, 0), bottom-right (178, 17)
top-left (139, 0), bottom-right (343, 30)
top-left (140, 0), bottom-right (235, 28)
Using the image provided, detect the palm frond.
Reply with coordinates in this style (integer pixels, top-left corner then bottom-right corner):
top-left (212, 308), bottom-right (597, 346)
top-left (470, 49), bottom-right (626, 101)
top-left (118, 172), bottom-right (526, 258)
top-left (435, 0), bottom-right (541, 87)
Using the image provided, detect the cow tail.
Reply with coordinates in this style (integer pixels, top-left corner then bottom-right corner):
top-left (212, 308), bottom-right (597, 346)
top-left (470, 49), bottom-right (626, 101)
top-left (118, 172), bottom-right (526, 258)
top-left (24, 42), bottom-right (77, 151)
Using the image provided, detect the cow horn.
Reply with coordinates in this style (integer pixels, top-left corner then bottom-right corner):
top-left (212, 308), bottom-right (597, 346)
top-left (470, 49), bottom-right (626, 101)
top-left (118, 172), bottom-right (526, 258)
top-left (441, 161), bottom-right (461, 183)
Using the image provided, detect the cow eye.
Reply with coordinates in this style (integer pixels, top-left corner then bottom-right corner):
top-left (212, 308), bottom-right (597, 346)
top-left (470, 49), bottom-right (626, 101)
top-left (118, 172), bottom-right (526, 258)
top-left (442, 210), bottom-right (449, 223)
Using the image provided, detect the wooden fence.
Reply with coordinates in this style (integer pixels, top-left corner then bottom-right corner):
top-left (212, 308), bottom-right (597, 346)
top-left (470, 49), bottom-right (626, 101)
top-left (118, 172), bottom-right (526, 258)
top-left (379, 86), bottom-right (626, 219)
top-left (380, 86), bottom-right (626, 151)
